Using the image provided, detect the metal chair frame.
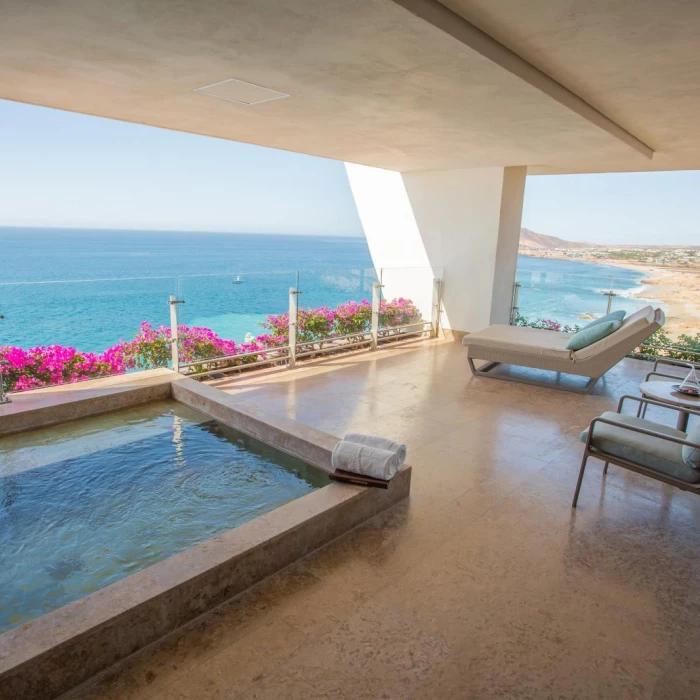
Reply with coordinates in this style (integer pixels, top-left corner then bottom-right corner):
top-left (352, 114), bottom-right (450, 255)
top-left (572, 394), bottom-right (700, 507)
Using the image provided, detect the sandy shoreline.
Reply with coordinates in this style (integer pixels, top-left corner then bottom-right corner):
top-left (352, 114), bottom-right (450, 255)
top-left (610, 262), bottom-right (700, 337)
top-left (522, 254), bottom-right (700, 337)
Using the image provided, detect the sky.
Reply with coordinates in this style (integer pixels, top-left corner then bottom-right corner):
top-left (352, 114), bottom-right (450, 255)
top-left (0, 99), bottom-right (363, 236)
top-left (1, 98), bottom-right (699, 245)
top-left (522, 170), bottom-right (700, 246)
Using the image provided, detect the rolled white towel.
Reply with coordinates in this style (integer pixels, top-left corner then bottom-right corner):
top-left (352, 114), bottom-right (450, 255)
top-left (331, 440), bottom-right (401, 481)
top-left (344, 433), bottom-right (407, 465)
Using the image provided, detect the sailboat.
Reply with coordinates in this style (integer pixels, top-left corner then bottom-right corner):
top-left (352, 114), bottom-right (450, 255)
top-left (232, 275), bottom-right (243, 285)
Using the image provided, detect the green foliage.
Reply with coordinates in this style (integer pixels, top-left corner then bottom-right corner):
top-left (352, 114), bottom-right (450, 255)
top-left (632, 329), bottom-right (700, 361)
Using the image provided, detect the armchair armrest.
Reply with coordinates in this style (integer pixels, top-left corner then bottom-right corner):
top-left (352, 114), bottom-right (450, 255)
top-left (616, 394), bottom-right (700, 418)
top-left (644, 371), bottom-right (683, 382)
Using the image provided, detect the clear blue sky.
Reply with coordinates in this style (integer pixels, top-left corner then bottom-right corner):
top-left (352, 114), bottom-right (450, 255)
top-left (523, 170), bottom-right (700, 245)
top-left (0, 99), bottom-right (363, 236)
top-left (1, 98), bottom-right (699, 245)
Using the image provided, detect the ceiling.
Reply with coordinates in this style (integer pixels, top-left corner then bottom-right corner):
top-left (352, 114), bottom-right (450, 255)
top-left (1, 0), bottom-right (699, 174)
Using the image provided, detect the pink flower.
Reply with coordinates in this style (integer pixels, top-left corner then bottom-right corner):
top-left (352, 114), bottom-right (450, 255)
top-left (1, 296), bottom-right (422, 392)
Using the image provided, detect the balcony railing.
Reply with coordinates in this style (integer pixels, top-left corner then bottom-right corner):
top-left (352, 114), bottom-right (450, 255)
top-left (0, 267), bottom-right (442, 397)
top-left (509, 272), bottom-right (699, 360)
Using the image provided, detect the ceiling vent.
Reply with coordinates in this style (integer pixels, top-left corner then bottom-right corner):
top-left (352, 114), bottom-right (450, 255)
top-left (193, 78), bottom-right (290, 106)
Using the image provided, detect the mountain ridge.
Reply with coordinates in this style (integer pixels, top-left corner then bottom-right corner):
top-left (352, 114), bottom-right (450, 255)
top-left (519, 228), bottom-right (590, 250)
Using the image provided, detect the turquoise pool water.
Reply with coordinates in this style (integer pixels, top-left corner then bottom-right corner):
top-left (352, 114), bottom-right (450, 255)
top-left (0, 401), bottom-right (327, 632)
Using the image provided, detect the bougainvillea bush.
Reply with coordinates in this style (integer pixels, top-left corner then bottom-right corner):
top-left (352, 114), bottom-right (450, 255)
top-left (0, 322), bottom-right (267, 393)
top-left (514, 314), bottom-right (581, 334)
top-left (0, 298), bottom-right (423, 393)
top-left (260, 297), bottom-right (421, 343)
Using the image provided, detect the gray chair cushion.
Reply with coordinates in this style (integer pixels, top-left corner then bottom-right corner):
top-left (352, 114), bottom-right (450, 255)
top-left (580, 412), bottom-right (700, 484)
top-left (682, 422), bottom-right (700, 469)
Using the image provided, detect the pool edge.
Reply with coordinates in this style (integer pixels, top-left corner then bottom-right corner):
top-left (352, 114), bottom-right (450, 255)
top-left (0, 373), bottom-right (411, 700)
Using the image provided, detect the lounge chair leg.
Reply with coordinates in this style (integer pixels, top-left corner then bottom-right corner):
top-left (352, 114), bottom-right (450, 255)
top-left (584, 377), bottom-right (598, 394)
top-left (603, 461), bottom-right (609, 475)
top-left (572, 453), bottom-right (589, 508)
top-left (467, 357), bottom-right (477, 376)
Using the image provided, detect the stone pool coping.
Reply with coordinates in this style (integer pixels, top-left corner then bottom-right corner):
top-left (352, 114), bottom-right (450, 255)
top-left (0, 372), bottom-right (411, 699)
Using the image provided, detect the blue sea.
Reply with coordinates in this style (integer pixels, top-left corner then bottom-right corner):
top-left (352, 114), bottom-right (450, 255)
top-left (515, 256), bottom-right (658, 328)
top-left (0, 228), bottom-right (658, 352)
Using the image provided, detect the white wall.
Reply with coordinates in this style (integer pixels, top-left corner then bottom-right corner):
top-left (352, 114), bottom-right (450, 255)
top-left (343, 164), bottom-right (436, 322)
top-left (345, 163), bottom-right (526, 333)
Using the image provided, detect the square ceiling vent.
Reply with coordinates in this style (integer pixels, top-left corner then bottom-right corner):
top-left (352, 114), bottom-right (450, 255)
top-left (193, 78), bottom-right (290, 106)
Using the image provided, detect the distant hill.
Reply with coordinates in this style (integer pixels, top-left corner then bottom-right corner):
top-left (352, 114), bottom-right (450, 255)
top-left (519, 228), bottom-right (590, 250)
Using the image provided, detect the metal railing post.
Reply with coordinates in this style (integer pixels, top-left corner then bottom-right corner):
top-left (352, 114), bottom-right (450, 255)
top-left (169, 295), bottom-right (184, 373)
top-left (0, 312), bottom-right (10, 404)
top-left (431, 278), bottom-right (443, 338)
top-left (509, 282), bottom-right (521, 325)
top-left (0, 362), bottom-right (10, 405)
top-left (371, 282), bottom-right (383, 350)
top-left (605, 289), bottom-right (617, 314)
top-left (289, 287), bottom-right (299, 368)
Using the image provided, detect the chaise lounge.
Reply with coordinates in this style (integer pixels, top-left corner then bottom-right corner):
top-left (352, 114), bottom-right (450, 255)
top-left (463, 306), bottom-right (665, 393)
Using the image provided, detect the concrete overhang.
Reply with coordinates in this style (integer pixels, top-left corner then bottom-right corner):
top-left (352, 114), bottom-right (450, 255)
top-left (1, 0), bottom-right (699, 174)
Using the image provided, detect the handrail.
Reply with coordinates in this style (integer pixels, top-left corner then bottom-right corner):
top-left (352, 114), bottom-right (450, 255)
top-left (644, 371), bottom-right (685, 382)
top-left (178, 345), bottom-right (290, 370)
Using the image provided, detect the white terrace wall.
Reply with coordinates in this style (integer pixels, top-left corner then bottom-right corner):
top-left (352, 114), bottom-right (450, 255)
top-left (345, 163), bottom-right (526, 334)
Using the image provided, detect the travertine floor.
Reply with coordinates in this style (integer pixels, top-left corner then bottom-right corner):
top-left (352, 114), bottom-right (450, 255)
top-left (66, 340), bottom-right (700, 700)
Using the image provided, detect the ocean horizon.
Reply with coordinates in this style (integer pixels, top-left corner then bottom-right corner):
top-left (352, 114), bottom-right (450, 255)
top-left (0, 227), bottom-right (659, 351)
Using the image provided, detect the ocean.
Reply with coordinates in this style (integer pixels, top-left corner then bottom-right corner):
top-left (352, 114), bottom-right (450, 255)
top-left (0, 228), bottom-right (657, 352)
top-left (515, 256), bottom-right (657, 328)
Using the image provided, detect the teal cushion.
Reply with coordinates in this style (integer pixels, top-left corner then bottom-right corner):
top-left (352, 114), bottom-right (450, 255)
top-left (582, 310), bottom-right (626, 331)
top-left (580, 412), bottom-right (700, 483)
top-left (566, 319), bottom-right (622, 351)
top-left (682, 422), bottom-right (700, 469)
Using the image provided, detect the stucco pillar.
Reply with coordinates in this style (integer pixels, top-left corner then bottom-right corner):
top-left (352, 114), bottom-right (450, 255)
top-left (345, 163), bottom-right (526, 334)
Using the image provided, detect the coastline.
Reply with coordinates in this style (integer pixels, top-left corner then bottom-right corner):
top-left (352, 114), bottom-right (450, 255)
top-left (609, 261), bottom-right (699, 337)
top-left (520, 252), bottom-right (699, 337)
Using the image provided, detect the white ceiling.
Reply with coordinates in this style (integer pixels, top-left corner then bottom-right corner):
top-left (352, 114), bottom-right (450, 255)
top-left (1, 0), bottom-right (699, 173)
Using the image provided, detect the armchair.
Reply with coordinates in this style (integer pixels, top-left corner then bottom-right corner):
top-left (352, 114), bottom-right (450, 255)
top-left (572, 394), bottom-right (700, 507)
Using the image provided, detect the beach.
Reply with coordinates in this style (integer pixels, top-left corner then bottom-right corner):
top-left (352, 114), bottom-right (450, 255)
top-left (616, 264), bottom-right (700, 337)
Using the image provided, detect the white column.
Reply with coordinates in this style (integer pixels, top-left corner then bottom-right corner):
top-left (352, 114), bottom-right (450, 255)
top-left (345, 163), bottom-right (526, 334)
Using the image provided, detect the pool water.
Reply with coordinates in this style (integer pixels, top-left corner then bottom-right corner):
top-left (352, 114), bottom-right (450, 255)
top-left (0, 401), bottom-right (327, 632)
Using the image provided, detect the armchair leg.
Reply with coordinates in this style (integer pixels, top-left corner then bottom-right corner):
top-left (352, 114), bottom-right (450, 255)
top-left (603, 461), bottom-right (609, 475)
top-left (572, 453), bottom-right (589, 508)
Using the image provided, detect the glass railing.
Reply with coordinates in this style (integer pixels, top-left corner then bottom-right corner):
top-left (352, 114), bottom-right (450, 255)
top-left (378, 267), bottom-right (439, 340)
top-left (508, 263), bottom-right (698, 360)
top-left (512, 267), bottom-right (662, 330)
top-left (0, 276), bottom-right (178, 393)
top-left (290, 268), bottom-right (379, 360)
top-left (173, 271), bottom-right (297, 377)
top-left (1, 267), bottom-right (441, 394)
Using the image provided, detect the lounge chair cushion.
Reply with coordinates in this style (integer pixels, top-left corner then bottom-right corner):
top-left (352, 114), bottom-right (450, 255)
top-left (461, 324), bottom-right (573, 360)
top-left (582, 310), bottom-right (626, 331)
top-left (682, 423), bottom-right (700, 469)
top-left (573, 306), bottom-right (658, 361)
top-left (580, 412), bottom-right (700, 483)
top-left (566, 320), bottom-right (622, 351)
